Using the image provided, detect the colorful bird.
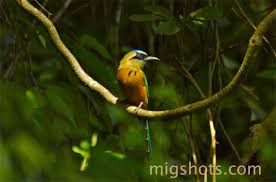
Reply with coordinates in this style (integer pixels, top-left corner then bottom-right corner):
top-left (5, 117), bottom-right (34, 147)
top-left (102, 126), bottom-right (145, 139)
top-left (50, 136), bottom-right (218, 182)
top-left (117, 49), bottom-right (159, 157)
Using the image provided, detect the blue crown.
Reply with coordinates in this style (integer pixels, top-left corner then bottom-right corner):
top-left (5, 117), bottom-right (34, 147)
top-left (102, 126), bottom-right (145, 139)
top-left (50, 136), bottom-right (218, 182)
top-left (132, 49), bottom-right (148, 56)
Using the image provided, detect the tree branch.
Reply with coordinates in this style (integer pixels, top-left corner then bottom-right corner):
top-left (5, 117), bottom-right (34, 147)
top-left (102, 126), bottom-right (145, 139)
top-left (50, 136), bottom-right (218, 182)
top-left (16, 0), bottom-right (276, 119)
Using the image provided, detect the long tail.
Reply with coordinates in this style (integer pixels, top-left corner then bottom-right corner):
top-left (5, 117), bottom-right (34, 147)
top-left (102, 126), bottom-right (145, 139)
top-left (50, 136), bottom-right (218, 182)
top-left (145, 119), bottom-right (152, 158)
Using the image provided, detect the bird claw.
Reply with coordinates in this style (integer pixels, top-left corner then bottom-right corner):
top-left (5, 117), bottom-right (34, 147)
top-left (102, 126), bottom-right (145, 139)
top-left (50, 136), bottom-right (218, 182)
top-left (134, 102), bottom-right (144, 114)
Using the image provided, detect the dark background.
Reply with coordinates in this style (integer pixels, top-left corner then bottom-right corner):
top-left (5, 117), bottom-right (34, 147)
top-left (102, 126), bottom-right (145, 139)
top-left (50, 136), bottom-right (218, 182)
top-left (0, 0), bottom-right (275, 181)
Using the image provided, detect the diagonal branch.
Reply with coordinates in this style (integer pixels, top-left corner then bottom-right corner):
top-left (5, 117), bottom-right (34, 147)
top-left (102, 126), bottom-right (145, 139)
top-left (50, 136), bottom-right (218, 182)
top-left (16, 0), bottom-right (276, 119)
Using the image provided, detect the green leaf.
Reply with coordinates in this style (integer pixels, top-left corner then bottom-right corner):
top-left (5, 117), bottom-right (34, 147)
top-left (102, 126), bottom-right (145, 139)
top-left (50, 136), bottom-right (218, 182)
top-left (105, 151), bottom-right (126, 160)
top-left (80, 157), bottom-right (89, 171)
top-left (25, 90), bottom-right (36, 106)
top-left (144, 5), bottom-right (173, 19)
top-left (80, 140), bottom-right (90, 150)
top-left (72, 146), bottom-right (90, 158)
top-left (156, 20), bottom-right (180, 35)
top-left (72, 146), bottom-right (90, 171)
top-left (91, 133), bottom-right (98, 147)
top-left (129, 14), bottom-right (163, 22)
top-left (190, 6), bottom-right (223, 21)
top-left (80, 34), bottom-right (112, 61)
top-left (256, 69), bottom-right (276, 80)
top-left (25, 89), bottom-right (43, 108)
top-left (36, 30), bottom-right (46, 48)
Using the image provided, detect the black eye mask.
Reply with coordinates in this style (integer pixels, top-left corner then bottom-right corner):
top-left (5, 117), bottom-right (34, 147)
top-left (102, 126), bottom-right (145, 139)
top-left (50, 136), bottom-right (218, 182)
top-left (133, 53), bottom-right (146, 60)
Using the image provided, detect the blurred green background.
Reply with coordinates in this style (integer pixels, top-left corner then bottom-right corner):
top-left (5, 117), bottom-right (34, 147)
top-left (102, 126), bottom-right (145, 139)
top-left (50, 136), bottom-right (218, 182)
top-left (0, 0), bottom-right (275, 181)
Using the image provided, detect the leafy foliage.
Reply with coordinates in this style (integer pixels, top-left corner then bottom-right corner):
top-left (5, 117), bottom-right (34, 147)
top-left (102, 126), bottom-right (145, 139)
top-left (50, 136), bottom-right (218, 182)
top-left (190, 6), bottom-right (223, 21)
top-left (0, 0), bottom-right (275, 181)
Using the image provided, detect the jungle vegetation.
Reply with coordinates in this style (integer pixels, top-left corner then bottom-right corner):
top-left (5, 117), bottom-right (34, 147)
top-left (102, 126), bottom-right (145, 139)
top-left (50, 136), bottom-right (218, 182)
top-left (0, 0), bottom-right (275, 181)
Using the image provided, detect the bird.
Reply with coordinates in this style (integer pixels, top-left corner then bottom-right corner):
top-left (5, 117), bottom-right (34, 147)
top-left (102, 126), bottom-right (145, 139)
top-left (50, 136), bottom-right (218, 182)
top-left (116, 49), bottom-right (159, 158)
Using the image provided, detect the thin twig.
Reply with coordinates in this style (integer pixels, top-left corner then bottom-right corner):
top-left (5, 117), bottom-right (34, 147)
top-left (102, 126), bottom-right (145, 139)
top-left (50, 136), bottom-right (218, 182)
top-left (182, 119), bottom-right (200, 182)
top-left (218, 119), bottom-right (242, 161)
top-left (66, 0), bottom-right (94, 17)
top-left (34, 0), bottom-right (52, 16)
top-left (52, 0), bottom-right (72, 23)
top-left (208, 112), bottom-right (216, 182)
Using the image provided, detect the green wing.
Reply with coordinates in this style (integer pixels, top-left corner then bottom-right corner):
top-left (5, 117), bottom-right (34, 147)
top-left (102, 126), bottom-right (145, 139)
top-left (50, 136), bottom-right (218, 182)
top-left (144, 75), bottom-right (149, 98)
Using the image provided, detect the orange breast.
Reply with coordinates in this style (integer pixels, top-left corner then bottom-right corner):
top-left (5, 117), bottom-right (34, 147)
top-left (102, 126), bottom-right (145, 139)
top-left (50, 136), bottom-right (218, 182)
top-left (117, 68), bottom-right (148, 108)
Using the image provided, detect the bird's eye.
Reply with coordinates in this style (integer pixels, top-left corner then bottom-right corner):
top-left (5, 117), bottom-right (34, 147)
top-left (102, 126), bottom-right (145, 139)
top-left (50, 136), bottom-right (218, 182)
top-left (132, 53), bottom-right (143, 60)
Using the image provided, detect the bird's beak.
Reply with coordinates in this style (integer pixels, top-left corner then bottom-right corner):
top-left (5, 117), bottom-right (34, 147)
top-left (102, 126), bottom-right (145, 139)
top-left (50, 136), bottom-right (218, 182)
top-left (143, 56), bottom-right (160, 61)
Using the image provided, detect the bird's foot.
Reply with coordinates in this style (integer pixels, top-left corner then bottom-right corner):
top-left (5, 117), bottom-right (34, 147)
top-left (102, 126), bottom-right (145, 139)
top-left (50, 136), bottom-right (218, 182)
top-left (134, 102), bottom-right (144, 114)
